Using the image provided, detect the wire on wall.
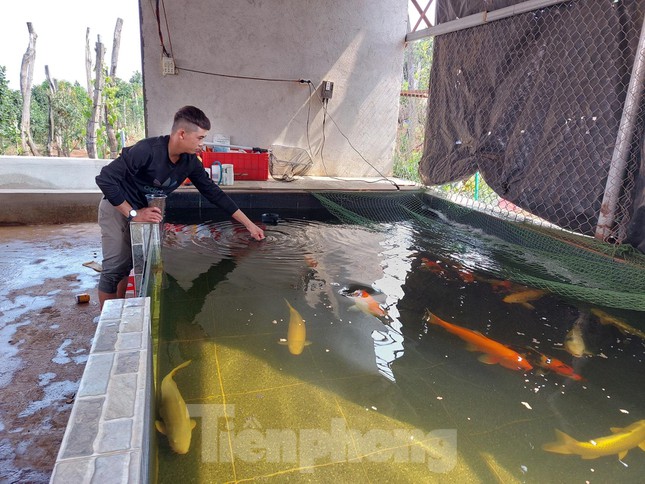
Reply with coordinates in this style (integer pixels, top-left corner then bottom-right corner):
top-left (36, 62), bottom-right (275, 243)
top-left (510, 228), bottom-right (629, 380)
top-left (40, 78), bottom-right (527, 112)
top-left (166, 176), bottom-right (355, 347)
top-left (174, 66), bottom-right (306, 84)
top-left (154, 0), bottom-right (173, 58)
top-left (306, 81), bottom-right (400, 190)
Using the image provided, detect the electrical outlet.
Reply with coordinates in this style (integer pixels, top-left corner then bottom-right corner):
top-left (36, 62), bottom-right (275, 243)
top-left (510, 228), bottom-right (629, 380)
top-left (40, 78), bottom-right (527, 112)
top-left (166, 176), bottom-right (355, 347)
top-left (162, 56), bottom-right (176, 76)
top-left (321, 80), bottom-right (334, 100)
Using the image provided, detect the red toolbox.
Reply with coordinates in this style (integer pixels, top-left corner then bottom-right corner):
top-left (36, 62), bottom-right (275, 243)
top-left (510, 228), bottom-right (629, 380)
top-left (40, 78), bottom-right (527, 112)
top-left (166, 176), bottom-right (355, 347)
top-left (200, 151), bottom-right (269, 181)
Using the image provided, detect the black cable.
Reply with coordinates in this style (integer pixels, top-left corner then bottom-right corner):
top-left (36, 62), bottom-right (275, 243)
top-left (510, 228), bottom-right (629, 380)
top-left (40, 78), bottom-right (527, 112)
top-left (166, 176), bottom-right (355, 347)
top-left (155, 0), bottom-right (170, 57)
top-left (176, 66), bottom-right (305, 84)
top-left (161, 0), bottom-right (174, 58)
top-left (319, 98), bottom-right (329, 176)
top-left (305, 81), bottom-right (314, 162)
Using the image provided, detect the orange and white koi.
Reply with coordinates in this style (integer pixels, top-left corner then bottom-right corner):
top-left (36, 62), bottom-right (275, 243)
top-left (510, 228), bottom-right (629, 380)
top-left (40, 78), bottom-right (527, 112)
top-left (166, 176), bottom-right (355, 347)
top-left (424, 310), bottom-right (533, 372)
top-left (348, 290), bottom-right (387, 318)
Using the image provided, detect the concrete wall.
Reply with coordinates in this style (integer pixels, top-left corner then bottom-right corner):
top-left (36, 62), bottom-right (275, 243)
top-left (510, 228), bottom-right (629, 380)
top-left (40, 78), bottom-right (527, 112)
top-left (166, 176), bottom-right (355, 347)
top-left (0, 156), bottom-right (108, 224)
top-left (140, 0), bottom-right (408, 177)
top-left (0, 156), bottom-right (109, 190)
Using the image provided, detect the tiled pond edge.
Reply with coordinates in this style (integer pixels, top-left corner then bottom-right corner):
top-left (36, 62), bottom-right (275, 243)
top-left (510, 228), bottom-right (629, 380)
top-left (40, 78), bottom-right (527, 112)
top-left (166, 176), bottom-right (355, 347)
top-left (49, 297), bottom-right (152, 484)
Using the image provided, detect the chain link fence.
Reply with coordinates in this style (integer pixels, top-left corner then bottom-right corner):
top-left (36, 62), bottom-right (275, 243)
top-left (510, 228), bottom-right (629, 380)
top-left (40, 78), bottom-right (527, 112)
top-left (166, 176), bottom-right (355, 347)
top-left (403, 0), bottom-right (644, 248)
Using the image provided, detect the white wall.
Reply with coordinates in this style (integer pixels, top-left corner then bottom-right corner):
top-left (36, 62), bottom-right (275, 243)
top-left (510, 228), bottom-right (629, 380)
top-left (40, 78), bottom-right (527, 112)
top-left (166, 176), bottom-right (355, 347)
top-left (0, 156), bottom-right (109, 190)
top-left (140, 0), bottom-right (408, 177)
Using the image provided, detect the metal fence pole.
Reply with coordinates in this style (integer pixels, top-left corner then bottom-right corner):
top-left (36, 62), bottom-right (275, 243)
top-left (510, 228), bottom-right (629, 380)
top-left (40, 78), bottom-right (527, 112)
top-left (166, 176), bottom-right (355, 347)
top-left (595, 12), bottom-right (645, 241)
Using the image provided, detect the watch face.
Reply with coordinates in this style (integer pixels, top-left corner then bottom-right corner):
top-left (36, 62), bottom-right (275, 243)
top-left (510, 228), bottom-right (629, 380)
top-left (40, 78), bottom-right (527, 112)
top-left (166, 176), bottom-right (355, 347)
top-left (130, 209), bottom-right (137, 217)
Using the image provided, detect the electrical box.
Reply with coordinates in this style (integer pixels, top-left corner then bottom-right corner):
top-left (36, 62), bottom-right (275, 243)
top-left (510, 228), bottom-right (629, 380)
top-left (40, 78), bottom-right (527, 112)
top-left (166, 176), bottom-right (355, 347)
top-left (321, 80), bottom-right (334, 100)
top-left (162, 56), bottom-right (177, 76)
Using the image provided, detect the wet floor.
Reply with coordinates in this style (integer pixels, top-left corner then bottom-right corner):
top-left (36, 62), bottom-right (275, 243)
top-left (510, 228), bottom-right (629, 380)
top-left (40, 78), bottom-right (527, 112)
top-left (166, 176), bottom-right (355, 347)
top-left (0, 223), bottom-right (102, 483)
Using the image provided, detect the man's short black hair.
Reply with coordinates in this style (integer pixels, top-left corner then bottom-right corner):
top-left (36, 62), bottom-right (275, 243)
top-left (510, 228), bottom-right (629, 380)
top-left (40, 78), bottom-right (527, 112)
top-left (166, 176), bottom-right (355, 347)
top-left (172, 105), bottom-right (211, 132)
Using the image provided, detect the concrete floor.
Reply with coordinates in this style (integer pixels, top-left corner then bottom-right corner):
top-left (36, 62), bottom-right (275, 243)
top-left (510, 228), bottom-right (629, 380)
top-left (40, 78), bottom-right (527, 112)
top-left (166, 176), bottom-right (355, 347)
top-left (0, 223), bottom-right (102, 483)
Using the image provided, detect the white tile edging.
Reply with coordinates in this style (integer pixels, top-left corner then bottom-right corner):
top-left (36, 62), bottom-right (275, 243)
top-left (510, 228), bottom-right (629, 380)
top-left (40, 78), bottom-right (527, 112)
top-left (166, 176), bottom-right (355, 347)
top-left (50, 297), bottom-right (152, 484)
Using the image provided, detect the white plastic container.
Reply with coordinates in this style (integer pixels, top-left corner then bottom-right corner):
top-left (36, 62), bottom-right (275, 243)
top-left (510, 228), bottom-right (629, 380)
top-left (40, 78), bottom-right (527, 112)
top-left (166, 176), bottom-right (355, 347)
top-left (220, 164), bottom-right (234, 185)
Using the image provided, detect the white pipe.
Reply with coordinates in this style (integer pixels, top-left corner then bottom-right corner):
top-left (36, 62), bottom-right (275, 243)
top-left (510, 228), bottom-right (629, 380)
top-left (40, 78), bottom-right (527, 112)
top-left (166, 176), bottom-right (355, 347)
top-left (595, 12), bottom-right (645, 241)
top-left (406, 0), bottom-right (572, 41)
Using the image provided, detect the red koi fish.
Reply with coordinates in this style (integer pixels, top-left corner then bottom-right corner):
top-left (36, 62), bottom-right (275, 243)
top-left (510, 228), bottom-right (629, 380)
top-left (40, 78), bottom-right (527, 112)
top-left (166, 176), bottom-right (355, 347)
top-left (455, 268), bottom-right (475, 283)
top-left (349, 290), bottom-right (387, 318)
top-left (524, 347), bottom-right (584, 381)
top-left (424, 310), bottom-right (533, 372)
top-left (420, 257), bottom-right (446, 276)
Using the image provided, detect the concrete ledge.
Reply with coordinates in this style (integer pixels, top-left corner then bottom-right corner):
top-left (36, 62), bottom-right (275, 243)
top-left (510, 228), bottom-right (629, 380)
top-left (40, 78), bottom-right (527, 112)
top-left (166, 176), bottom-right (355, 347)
top-left (50, 297), bottom-right (153, 484)
top-left (0, 191), bottom-right (103, 224)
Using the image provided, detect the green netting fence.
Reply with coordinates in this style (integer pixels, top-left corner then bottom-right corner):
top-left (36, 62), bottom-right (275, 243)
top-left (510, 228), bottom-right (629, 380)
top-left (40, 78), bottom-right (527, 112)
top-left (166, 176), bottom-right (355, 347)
top-left (312, 190), bottom-right (645, 312)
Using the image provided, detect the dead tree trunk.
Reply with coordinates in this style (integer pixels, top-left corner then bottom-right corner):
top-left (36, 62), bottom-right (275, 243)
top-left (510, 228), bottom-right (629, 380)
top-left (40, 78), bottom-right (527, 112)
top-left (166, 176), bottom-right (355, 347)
top-left (86, 36), bottom-right (105, 159)
top-left (20, 22), bottom-right (39, 156)
top-left (105, 18), bottom-right (123, 158)
top-left (85, 28), bottom-right (93, 96)
top-left (45, 65), bottom-right (61, 156)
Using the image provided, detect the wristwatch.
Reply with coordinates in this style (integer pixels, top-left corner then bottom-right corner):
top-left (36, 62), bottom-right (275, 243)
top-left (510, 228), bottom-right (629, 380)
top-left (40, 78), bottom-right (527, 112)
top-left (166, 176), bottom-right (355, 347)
top-left (127, 209), bottom-right (137, 222)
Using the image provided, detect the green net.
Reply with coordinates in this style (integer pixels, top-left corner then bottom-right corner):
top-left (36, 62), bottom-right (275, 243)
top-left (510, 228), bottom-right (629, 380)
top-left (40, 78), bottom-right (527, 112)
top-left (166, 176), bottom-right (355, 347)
top-left (312, 190), bottom-right (645, 312)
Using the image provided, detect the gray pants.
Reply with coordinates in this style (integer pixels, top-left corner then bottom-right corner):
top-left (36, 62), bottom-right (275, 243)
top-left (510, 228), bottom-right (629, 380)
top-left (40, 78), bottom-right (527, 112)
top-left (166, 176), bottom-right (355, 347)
top-left (98, 198), bottom-right (132, 293)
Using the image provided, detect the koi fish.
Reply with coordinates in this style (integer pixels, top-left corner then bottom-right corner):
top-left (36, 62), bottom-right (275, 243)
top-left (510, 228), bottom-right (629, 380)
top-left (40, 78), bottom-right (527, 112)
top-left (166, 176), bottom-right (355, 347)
top-left (523, 347), bottom-right (584, 381)
top-left (304, 255), bottom-right (318, 268)
top-left (455, 268), bottom-right (475, 284)
top-left (424, 310), bottom-right (533, 372)
top-left (348, 289), bottom-right (387, 318)
top-left (591, 308), bottom-right (645, 340)
top-left (485, 278), bottom-right (515, 293)
top-left (543, 419), bottom-right (645, 460)
top-left (564, 323), bottom-right (593, 358)
top-left (503, 288), bottom-right (546, 310)
top-left (420, 257), bottom-right (446, 276)
top-left (155, 360), bottom-right (195, 454)
top-left (279, 299), bottom-right (311, 355)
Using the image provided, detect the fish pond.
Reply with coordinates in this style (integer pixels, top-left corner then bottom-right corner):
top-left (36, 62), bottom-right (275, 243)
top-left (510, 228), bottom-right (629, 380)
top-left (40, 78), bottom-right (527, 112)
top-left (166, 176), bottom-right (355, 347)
top-left (151, 208), bottom-right (645, 483)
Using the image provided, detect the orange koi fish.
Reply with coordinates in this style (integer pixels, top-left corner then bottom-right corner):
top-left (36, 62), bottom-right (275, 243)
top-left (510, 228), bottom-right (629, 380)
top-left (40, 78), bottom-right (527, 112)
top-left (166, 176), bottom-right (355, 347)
top-left (523, 347), bottom-right (584, 381)
top-left (424, 310), bottom-right (533, 372)
top-left (348, 290), bottom-right (387, 318)
top-left (304, 255), bottom-right (319, 268)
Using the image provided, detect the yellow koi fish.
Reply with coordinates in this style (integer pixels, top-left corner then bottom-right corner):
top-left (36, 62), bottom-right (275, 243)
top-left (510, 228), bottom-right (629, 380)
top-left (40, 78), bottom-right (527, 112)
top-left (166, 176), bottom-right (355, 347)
top-left (591, 308), bottom-right (645, 340)
top-left (564, 323), bottom-right (593, 358)
top-left (543, 419), bottom-right (645, 460)
top-left (155, 360), bottom-right (195, 454)
top-left (279, 299), bottom-right (311, 355)
top-left (503, 288), bottom-right (546, 310)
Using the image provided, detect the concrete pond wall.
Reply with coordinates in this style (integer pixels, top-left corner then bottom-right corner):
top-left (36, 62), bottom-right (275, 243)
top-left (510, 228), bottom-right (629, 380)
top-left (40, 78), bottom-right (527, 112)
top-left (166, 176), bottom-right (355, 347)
top-left (0, 156), bottom-right (109, 225)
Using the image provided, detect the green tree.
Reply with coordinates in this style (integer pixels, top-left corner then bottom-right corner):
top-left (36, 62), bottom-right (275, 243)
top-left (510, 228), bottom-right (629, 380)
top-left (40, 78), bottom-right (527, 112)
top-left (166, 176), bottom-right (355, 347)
top-left (29, 82), bottom-right (50, 150)
top-left (51, 81), bottom-right (91, 156)
top-left (395, 38), bottom-right (433, 182)
top-left (0, 66), bottom-right (21, 153)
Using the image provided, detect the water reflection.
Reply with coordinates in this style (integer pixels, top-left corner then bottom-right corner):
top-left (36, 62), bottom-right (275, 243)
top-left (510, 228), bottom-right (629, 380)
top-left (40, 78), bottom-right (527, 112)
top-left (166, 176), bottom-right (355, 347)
top-left (155, 218), bottom-right (645, 482)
